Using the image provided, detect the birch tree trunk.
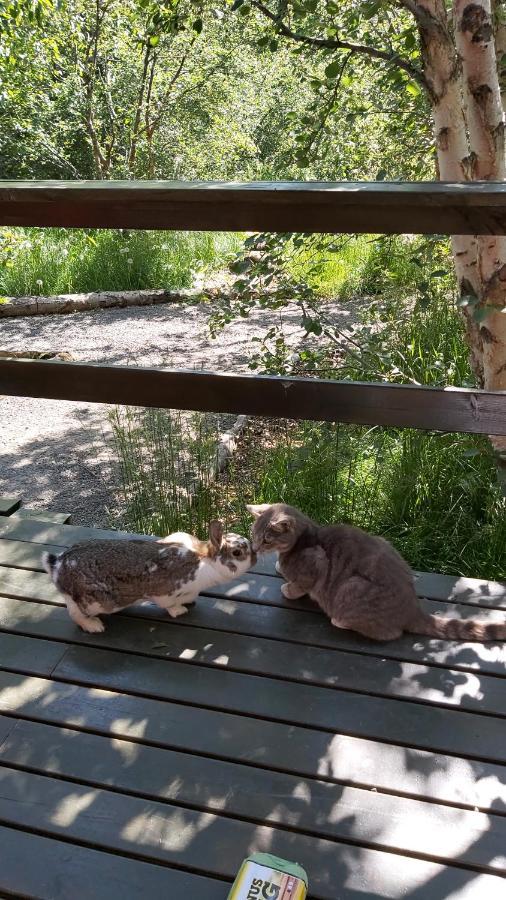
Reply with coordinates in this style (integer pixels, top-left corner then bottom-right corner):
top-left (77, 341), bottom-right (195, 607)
top-left (454, 1), bottom-right (506, 405)
top-left (413, 1), bottom-right (484, 380)
top-left (409, 2), bottom-right (506, 450)
top-left (494, 1), bottom-right (506, 112)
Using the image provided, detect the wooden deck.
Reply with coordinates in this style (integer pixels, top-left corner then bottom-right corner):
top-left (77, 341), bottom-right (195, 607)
top-left (1, 513), bottom-right (506, 898)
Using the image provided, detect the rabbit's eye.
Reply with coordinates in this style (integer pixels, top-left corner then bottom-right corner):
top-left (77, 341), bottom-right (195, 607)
top-left (232, 548), bottom-right (243, 558)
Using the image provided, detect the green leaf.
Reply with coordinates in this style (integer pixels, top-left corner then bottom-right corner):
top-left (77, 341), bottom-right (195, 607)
top-left (375, 168), bottom-right (387, 181)
top-left (324, 60), bottom-right (341, 79)
top-left (362, 1), bottom-right (382, 19)
top-left (192, 18), bottom-right (203, 33)
top-left (148, 35), bottom-right (159, 47)
top-left (430, 269), bottom-right (447, 278)
top-left (230, 257), bottom-right (252, 274)
top-left (406, 81), bottom-right (421, 97)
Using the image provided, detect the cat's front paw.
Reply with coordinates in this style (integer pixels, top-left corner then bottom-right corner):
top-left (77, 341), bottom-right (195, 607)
top-left (281, 582), bottom-right (306, 601)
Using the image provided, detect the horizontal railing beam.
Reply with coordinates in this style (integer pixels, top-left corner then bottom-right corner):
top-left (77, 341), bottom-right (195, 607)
top-left (1, 358), bottom-right (505, 434)
top-left (2, 180), bottom-right (506, 234)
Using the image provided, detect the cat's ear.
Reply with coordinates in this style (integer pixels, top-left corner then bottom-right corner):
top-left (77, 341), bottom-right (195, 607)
top-left (208, 519), bottom-right (224, 553)
top-left (271, 515), bottom-right (295, 534)
top-left (246, 503), bottom-right (271, 519)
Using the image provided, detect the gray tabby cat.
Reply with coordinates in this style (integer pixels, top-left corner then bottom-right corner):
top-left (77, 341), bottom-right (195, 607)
top-left (248, 502), bottom-right (506, 642)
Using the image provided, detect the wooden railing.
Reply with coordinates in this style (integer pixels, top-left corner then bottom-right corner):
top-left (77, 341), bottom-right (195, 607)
top-left (0, 180), bottom-right (506, 435)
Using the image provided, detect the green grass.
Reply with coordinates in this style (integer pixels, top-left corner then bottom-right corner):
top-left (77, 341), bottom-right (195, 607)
top-left (248, 235), bottom-right (505, 579)
top-left (239, 421), bottom-right (506, 580)
top-left (107, 232), bottom-right (505, 580)
top-left (286, 234), bottom-right (372, 299)
top-left (0, 227), bottom-right (241, 295)
top-left (109, 406), bottom-right (223, 539)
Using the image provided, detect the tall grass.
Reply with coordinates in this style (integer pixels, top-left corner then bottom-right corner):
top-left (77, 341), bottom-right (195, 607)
top-left (107, 232), bottom-right (505, 579)
top-left (0, 227), bottom-right (241, 295)
top-left (109, 406), bottom-right (223, 538)
top-left (251, 235), bottom-right (506, 579)
top-left (238, 421), bottom-right (506, 579)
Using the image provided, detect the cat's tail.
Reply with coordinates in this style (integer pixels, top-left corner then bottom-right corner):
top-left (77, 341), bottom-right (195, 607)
top-left (406, 610), bottom-right (506, 642)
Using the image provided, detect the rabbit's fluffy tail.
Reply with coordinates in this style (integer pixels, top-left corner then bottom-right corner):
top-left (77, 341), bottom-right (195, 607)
top-left (41, 551), bottom-right (59, 581)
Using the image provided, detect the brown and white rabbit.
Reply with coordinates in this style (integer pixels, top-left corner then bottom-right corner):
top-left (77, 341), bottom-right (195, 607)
top-left (42, 520), bottom-right (255, 633)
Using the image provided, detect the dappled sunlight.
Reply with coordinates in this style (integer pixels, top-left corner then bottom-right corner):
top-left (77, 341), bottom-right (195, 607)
top-left (292, 781), bottom-right (311, 805)
top-left (213, 654), bottom-right (230, 665)
top-left (415, 638), bottom-right (506, 672)
top-left (341, 842), bottom-right (440, 897)
top-left (316, 733), bottom-right (506, 812)
top-left (0, 675), bottom-right (52, 711)
top-left (329, 787), bottom-right (489, 860)
top-left (248, 823), bottom-right (274, 856)
top-left (111, 717), bottom-right (148, 741)
top-left (212, 598), bottom-right (237, 615)
top-left (110, 738), bottom-right (141, 767)
top-left (222, 580), bottom-right (252, 597)
top-left (448, 577), bottom-right (506, 608)
top-left (389, 663), bottom-right (485, 706)
top-left (51, 790), bottom-right (96, 827)
top-left (122, 806), bottom-right (216, 852)
top-left (179, 647), bottom-right (199, 660)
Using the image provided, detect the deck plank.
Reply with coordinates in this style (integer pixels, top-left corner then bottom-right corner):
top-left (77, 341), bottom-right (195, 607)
top-left (0, 537), bottom-right (64, 570)
top-left (1, 524), bottom-right (505, 897)
top-left (1, 718), bottom-right (505, 863)
top-left (0, 496), bottom-right (21, 516)
top-left (8, 564), bottom-right (506, 679)
top-left (4, 555), bottom-right (506, 623)
top-left (0, 630), bottom-right (68, 676)
top-left (0, 709), bottom-right (503, 815)
top-left (2, 521), bottom-right (505, 611)
top-left (0, 516), bottom-right (150, 545)
top-left (1, 649), bottom-right (506, 768)
top-left (50, 644), bottom-right (506, 764)
top-left (2, 594), bottom-right (506, 717)
top-left (3, 565), bottom-right (506, 677)
top-left (0, 823), bottom-right (229, 900)
top-left (0, 764), bottom-right (504, 896)
top-left (11, 507), bottom-right (72, 524)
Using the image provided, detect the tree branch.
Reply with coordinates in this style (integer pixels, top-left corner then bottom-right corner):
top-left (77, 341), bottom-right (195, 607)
top-left (138, 37), bottom-right (196, 138)
top-left (304, 51), bottom-right (353, 158)
top-left (397, 0), bottom-right (433, 26)
top-left (251, 0), bottom-right (429, 92)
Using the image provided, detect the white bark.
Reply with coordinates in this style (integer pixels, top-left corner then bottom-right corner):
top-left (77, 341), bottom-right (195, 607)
top-left (454, 0), bottom-right (506, 419)
top-left (494, 1), bottom-right (506, 112)
top-left (412, 2), bottom-right (484, 378)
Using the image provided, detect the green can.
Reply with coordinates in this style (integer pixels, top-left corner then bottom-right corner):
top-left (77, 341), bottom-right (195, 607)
top-left (227, 852), bottom-right (308, 900)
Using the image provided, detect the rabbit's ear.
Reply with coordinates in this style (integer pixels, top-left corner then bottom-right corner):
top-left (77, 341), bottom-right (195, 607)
top-left (209, 519), bottom-right (224, 553)
top-left (246, 503), bottom-right (271, 519)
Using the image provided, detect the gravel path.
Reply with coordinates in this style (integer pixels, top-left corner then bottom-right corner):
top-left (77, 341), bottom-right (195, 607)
top-left (0, 299), bottom-right (357, 526)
